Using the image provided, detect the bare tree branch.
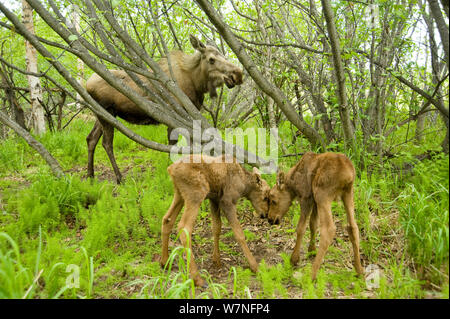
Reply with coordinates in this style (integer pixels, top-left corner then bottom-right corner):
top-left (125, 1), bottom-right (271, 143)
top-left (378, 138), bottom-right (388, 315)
top-left (0, 109), bottom-right (64, 177)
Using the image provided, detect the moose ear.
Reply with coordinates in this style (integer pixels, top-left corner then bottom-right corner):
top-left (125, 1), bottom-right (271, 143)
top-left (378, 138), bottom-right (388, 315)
top-left (189, 34), bottom-right (206, 53)
top-left (276, 171), bottom-right (286, 187)
top-left (253, 167), bottom-right (262, 186)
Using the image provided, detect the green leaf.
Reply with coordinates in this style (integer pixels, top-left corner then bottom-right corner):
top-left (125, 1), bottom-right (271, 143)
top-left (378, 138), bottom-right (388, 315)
top-left (111, 0), bottom-right (121, 8)
top-left (68, 35), bottom-right (78, 42)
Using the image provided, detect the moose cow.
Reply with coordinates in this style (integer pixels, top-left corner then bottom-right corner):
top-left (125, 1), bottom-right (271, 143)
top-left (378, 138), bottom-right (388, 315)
top-left (267, 152), bottom-right (364, 280)
top-left (86, 35), bottom-right (243, 183)
top-left (161, 154), bottom-right (270, 287)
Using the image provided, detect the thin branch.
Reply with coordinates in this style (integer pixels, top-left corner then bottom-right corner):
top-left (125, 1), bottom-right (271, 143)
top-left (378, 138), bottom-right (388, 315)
top-left (0, 109), bottom-right (64, 177)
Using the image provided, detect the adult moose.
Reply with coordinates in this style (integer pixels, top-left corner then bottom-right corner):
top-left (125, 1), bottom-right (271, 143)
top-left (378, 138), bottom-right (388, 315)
top-left (86, 35), bottom-right (243, 183)
top-left (267, 152), bottom-right (364, 280)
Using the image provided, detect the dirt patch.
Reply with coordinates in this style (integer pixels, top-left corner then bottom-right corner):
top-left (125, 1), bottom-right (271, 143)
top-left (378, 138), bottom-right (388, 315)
top-left (182, 197), bottom-right (416, 299)
top-left (66, 162), bottom-right (152, 183)
top-left (180, 205), bottom-right (367, 297)
top-left (195, 212), bottom-right (285, 274)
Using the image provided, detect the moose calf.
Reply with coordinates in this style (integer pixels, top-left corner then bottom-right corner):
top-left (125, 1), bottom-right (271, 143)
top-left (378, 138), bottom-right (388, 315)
top-left (267, 152), bottom-right (364, 280)
top-left (161, 155), bottom-right (270, 287)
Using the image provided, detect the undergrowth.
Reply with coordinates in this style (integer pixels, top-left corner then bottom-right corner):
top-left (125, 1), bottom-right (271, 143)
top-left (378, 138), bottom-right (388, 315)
top-left (0, 117), bottom-right (448, 299)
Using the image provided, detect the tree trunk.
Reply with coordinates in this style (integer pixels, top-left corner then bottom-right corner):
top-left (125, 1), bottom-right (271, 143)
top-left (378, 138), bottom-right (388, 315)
top-left (423, 0), bottom-right (449, 152)
top-left (440, 0), bottom-right (449, 18)
top-left (441, 115), bottom-right (449, 153)
top-left (428, 0), bottom-right (450, 66)
top-left (321, 0), bottom-right (355, 151)
top-left (72, 4), bottom-right (84, 110)
top-left (22, 0), bottom-right (46, 135)
top-left (0, 68), bottom-right (27, 130)
top-left (267, 97), bottom-right (277, 129)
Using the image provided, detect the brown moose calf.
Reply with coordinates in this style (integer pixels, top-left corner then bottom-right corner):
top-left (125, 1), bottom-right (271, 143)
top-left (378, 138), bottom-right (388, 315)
top-left (267, 152), bottom-right (364, 280)
top-left (161, 155), bottom-right (270, 287)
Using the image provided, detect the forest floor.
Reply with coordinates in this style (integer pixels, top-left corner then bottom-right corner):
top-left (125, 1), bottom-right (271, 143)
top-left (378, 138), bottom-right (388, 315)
top-left (0, 117), bottom-right (448, 299)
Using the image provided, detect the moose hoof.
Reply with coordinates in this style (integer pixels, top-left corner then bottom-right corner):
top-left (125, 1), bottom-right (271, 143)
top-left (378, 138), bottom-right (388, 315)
top-left (290, 254), bottom-right (299, 266)
top-left (249, 263), bottom-right (259, 273)
top-left (159, 256), bottom-right (168, 268)
top-left (355, 265), bottom-right (365, 276)
top-left (307, 245), bottom-right (316, 253)
top-left (212, 258), bottom-right (222, 268)
top-left (194, 276), bottom-right (206, 288)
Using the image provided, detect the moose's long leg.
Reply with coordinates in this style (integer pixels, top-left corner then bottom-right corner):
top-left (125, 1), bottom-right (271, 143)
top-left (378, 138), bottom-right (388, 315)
top-left (311, 197), bottom-right (336, 280)
top-left (98, 119), bottom-right (122, 183)
top-left (342, 185), bottom-right (364, 276)
top-left (308, 203), bottom-right (319, 253)
top-left (220, 199), bottom-right (258, 273)
top-left (161, 186), bottom-right (184, 267)
top-left (210, 200), bottom-right (222, 267)
top-left (86, 119), bottom-right (103, 179)
top-left (290, 198), bottom-right (314, 265)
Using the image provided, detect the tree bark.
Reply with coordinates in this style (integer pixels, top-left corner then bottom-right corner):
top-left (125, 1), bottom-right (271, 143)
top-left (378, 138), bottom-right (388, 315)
top-left (0, 67), bottom-right (27, 130)
top-left (320, 0), bottom-right (355, 151)
top-left (71, 4), bottom-right (84, 110)
top-left (22, 0), bottom-right (46, 135)
top-left (423, 0), bottom-right (449, 152)
top-left (428, 0), bottom-right (450, 66)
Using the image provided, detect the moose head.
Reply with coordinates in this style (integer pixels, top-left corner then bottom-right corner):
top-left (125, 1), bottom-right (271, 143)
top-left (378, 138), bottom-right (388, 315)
top-left (189, 35), bottom-right (243, 98)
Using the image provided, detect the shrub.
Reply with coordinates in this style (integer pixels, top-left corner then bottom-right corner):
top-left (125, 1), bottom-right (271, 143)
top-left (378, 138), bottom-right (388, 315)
top-left (10, 175), bottom-right (105, 234)
top-left (398, 155), bottom-right (449, 273)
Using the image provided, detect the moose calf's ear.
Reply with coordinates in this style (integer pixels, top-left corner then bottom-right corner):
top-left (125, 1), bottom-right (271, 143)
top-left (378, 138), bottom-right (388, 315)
top-left (253, 167), bottom-right (262, 185)
top-left (189, 34), bottom-right (206, 53)
top-left (276, 171), bottom-right (285, 187)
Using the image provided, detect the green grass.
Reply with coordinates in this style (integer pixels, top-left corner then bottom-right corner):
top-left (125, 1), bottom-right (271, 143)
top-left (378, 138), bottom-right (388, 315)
top-left (0, 116), bottom-right (448, 299)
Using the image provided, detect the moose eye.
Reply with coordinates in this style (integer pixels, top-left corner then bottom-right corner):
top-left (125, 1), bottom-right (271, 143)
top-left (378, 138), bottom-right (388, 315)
top-left (209, 57), bottom-right (215, 64)
top-left (271, 200), bottom-right (277, 205)
top-left (264, 197), bottom-right (269, 202)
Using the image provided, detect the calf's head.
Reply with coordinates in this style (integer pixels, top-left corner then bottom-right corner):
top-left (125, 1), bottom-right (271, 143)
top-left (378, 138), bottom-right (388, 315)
top-left (189, 35), bottom-right (243, 98)
top-left (247, 167), bottom-right (270, 218)
top-left (267, 171), bottom-right (293, 225)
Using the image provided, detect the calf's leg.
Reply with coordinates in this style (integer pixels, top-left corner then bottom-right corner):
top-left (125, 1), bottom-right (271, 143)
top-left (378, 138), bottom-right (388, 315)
top-left (308, 203), bottom-right (319, 253)
top-left (177, 199), bottom-right (205, 287)
top-left (160, 187), bottom-right (184, 267)
top-left (210, 200), bottom-right (222, 267)
top-left (220, 199), bottom-right (258, 273)
top-left (342, 185), bottom-right (364, 276)
top-left (311, 198), bottom-right (335, 280)
top-left (290, 198), bottom-right (314, 265)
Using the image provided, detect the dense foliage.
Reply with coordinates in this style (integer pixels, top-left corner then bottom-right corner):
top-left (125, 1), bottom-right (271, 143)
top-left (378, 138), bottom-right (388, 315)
top-left (0, 0), bottom-right (448, 299)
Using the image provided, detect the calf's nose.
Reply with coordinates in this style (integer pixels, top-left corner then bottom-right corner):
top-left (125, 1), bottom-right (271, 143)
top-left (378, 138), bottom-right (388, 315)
top-left (268, 217), bottom-right (279, 225)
